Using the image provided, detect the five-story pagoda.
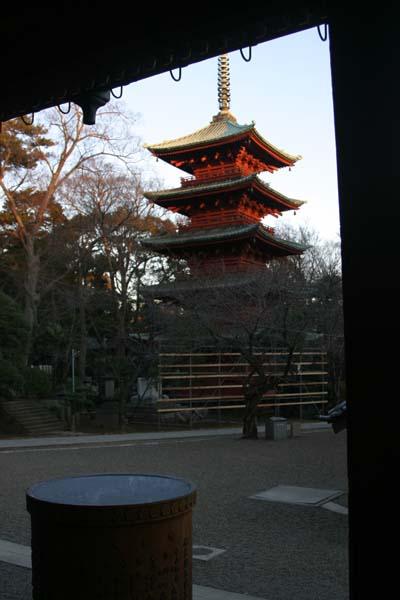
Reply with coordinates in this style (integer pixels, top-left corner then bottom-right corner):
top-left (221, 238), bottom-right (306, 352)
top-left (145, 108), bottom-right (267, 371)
top-left (142, 55), bottom-right (306, 286)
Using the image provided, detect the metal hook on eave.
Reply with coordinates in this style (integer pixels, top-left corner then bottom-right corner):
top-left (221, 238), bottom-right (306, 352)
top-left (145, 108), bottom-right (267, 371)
top-left (58, 102), bottom-right (71, 115)
top-left (170, 67), bottom-right (182, 82)
top-left (111, 86), bottom-right (123, 99)
top-left (317, 23), bottom-right (328, 41)
top-left (240, 46), bottom-right (252, 62)
top-left (20, 113), bottom-right (34, 125)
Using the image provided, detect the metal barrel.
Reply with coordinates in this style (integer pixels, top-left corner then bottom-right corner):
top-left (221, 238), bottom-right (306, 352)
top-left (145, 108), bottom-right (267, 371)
top-left (26, 473), bottom-right (196, 599)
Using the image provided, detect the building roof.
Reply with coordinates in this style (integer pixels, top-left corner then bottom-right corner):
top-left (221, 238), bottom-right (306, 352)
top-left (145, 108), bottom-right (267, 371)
top-left (145, 114), bottom-right (300, 165)
top-left (144, 174), bottom-right (305, 212)
top-left (145, 116), bottom-right (252, 152)
top-left (141, 223), bottom-right (307, 253)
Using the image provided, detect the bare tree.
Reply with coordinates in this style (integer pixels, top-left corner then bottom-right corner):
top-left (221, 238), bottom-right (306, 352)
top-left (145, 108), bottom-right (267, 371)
top-left (276, 223), bottom-right (345, 405)
top-left (311, 240), bottom-right (344, 405)
top-left (151, 260), bottom-right (313, 438)
top-left (0, 103), bottom-right (141, 362)
top-left (58, 163), bottom-right (176, 428)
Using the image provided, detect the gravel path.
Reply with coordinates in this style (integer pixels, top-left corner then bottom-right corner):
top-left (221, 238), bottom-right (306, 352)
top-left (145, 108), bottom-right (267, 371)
top-left (0, 429), bottom-right (348, 599)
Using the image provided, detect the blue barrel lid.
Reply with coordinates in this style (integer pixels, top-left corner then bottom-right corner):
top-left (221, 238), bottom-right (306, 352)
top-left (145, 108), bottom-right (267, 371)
top-left (26, 473), bottom-right (195, 507)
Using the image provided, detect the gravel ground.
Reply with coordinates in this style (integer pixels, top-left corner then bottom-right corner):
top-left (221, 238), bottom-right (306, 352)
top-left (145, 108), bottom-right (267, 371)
top-left (0, 429), bottom-right (348, 599)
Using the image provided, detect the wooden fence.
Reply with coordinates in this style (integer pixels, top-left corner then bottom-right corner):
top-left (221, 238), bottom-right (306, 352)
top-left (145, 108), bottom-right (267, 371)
top-left (157, 350), bottom-right (328, 418)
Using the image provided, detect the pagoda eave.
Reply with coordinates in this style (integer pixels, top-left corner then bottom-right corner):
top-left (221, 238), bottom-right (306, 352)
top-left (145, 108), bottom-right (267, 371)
top-left (141, 224), bottom-right (307, 258)
top-left (144, 119), bottom-right (253, 157)
top-left (144, 175), bottom-right (305, 213)
top-left (141, 225), bottom-right (258, 251)
top-left (147, 131), bottom-right (249, 157)
top-left (146, 122), bottom-right (300, 174)
top-left (254, 233), bottom-right (306, 256)
top-left (249, 130), bottom-right (301, 167)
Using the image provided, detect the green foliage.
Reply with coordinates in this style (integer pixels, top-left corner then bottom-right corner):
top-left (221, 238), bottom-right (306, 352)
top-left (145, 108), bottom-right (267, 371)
top-left (0, 292), bottom-right (29, 398)
top-left (41, 398), bottom-right (64, 420)
top-left (62, 387), bottom-right (96, 416)
top-left (23, 367), bottom-right (52, 399)
top-left (0, 291), bottom-right (28, 362)
top-left (0, 359), bottom-right (24, 399)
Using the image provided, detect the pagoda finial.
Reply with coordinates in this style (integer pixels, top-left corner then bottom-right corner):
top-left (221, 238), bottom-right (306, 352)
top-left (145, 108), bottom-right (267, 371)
top-left (213, 55), bottom-right (236, 123)
top-left (218, 54), bottom-right (231, 113)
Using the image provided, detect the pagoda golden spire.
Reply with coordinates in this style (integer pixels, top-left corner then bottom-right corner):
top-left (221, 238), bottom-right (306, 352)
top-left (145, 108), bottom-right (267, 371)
top-left (214, 54), bottom-right (237, 122)
top-left (218, 54), bottom-right (231, 112)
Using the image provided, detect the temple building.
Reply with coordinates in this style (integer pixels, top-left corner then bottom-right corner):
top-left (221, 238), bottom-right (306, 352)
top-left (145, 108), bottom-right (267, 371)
top-left (142, 54), bottom-right (306, 288)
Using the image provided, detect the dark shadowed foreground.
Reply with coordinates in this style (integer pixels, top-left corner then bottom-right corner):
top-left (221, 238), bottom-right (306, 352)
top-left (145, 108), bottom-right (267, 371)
top-left (0, 428), bottom-right (348, 600)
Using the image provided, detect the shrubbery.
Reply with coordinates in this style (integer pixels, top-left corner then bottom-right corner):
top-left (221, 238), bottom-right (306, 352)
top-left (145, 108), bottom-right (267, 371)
top-left (23, 367), bottom-right (53, 399)
top-left (0, 360), bottom-right (24, 399)
top-left (0, 292), bottom-right (29, 399)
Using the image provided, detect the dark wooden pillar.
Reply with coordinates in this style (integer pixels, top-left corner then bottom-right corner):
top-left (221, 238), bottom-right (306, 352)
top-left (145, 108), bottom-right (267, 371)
top-left (329, 8), bottom-right (397, 599)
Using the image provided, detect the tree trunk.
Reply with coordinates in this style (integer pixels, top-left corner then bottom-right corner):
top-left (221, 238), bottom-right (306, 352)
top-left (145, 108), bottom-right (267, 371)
top-left (23, 235), bottom-right (41, 364)
top-left (241, 367), bottom-right (282, 439)
top-left (118, 380), bottom-right (129, 432)
top-left (116, 309), bottom-right (128, 432)
top-left (78, 282), bottom-right (87, 386)
top-left (242, 391), bottom-right (260, 439)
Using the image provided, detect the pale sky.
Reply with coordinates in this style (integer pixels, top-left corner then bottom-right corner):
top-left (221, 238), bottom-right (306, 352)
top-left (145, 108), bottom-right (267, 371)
top-left (123, 27), bottom-right (340, 242)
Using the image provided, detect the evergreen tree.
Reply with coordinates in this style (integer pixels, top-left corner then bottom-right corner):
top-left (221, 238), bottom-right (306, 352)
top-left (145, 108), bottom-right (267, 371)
top-left (0, 291), bottom-right (28, 398)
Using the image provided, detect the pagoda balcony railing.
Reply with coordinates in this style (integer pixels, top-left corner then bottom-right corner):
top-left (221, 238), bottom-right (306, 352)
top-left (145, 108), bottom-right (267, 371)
top-left (181, 165), bottom-right (243, 187)
top-left (179, 217), bottom-right (276, 236)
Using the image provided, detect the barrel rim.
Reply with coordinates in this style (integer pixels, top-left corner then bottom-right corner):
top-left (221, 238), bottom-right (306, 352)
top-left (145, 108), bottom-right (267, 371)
top-left (26, 472), bottom-right (197, 509)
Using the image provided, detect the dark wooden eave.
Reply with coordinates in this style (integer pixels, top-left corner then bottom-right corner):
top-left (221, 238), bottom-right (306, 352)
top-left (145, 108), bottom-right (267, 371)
top-left (1, 5), bottom-right (327, 123)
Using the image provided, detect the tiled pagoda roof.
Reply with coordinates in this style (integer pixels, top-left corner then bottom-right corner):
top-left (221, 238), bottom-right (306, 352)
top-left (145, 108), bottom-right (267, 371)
top-left (141, 223), bottom-right (307, 253)
top-left (145, 116), bottom-right (252, 152)
top-left (145, 114), bottom-right (300, 164)
top-left (144, 174), bottom-right (305, 210)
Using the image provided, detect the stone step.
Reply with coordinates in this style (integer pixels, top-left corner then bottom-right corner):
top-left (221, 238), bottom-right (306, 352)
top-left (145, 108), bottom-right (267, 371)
top-left (1, 400), bottom-right (64, 434)
top-left (3, 401), bottom-right (48, 407)
top-left (2, 400), bottom-right (40, 406)
top-left (22, 416), bottom-right (61, 423)
top-left (20, 416), bottom-right (61, 423)
top-left (25, 421), bottom-right (63, 430)
top-left (2, 408), bottom-right (48, 416)
top-left (3, 409), bottom-right (55, 418)
top-left (2, 403), bottom-right (58, 414)
top-left (3, 410), bottom-right (60, 419)
top-left (15, 419), bottom-right (61, 427)
top-left (13, 408), bottom-right (59, 414)
top-left (26, 423), bottom-right (62, 431)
